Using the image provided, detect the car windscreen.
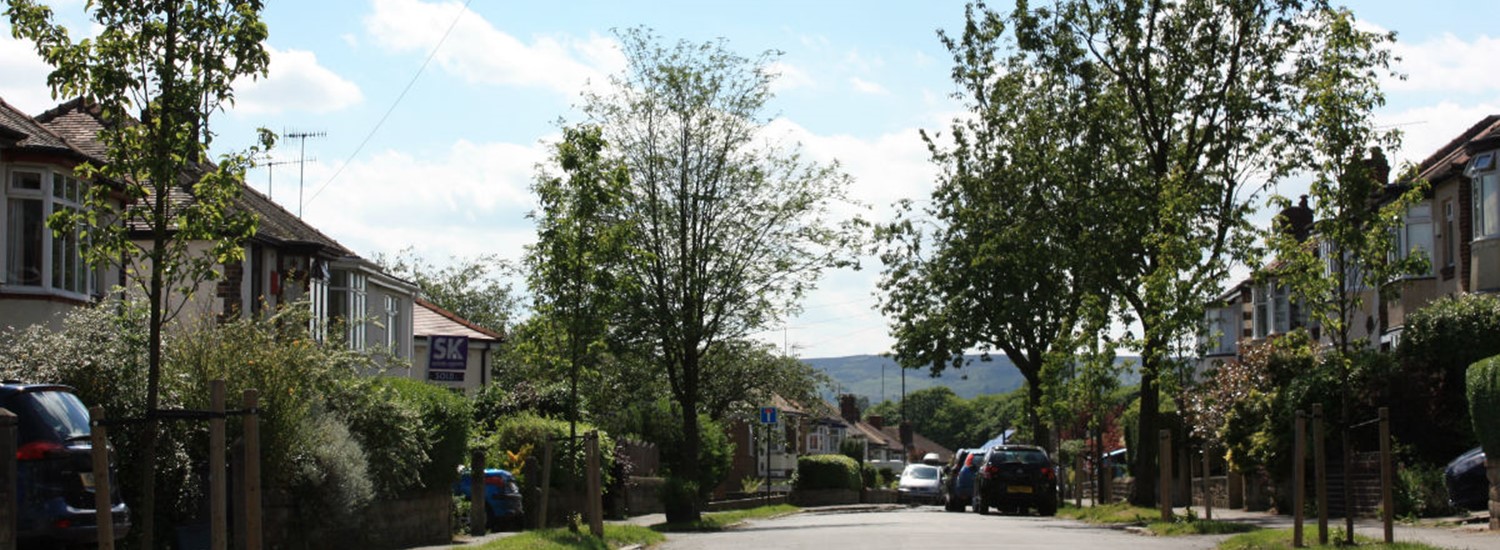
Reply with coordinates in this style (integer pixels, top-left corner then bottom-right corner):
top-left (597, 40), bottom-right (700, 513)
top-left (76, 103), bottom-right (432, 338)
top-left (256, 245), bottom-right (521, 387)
top-left (905, 466), bottom-right (939, 480)
top-left (12, 390), bottom-right (91, 444)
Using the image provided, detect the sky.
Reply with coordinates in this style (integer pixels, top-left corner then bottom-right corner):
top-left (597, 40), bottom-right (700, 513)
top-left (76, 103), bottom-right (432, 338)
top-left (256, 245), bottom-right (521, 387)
top-left (3, 1), bottom-right (1499, 359)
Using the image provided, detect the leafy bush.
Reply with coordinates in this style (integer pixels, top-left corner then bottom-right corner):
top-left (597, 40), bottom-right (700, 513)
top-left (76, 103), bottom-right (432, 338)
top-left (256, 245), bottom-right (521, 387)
top-left (612, 399), bottom-right (733, 497)
top-left (859, 463), bottom-right (877, 488)
top-left (840, 437), bottom-right (866, 464)
top-left (793, 454), bottom-right (861, 491)
top-left (1466, 355), bottom-right (1500, 457)
top-left (381, 377), bottom-right (474, 490)
top-left (1394, 460), bottom-right (1459, 518)
top-left (479, 412), bottom-right (616, 488)
top-left (1397, 294), bottom-right (1500, 462)
top-left (287, 410), bottom-right (374, 530)
top-left (325, 378), bottom-right (428, 499)
top-left (661, 476), bottom-right (699, 514)
top-left (471, 380), bottom-right (573, 428)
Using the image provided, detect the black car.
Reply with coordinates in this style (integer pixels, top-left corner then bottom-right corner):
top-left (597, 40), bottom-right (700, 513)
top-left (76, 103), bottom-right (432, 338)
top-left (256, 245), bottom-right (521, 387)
top-left (3, 383), bottom-right (131, 546)
top-left (971, 445), bottom-right (1058, 516)
top-left (1444, 446), bottom-right (1487, 511)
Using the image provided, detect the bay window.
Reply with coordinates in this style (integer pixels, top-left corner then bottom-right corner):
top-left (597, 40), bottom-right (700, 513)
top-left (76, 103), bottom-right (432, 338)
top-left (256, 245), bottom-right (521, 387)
top-left (1398, 201), bottom-right (1433, 276)
top-left (330, 269), bottom-right (367, 350)
top-left (4, 166), bottom-right (93, 296)
top-left (384, 294), bottom-right (400, 354)
top-left (1470, 152), bottom-right (1499, 240)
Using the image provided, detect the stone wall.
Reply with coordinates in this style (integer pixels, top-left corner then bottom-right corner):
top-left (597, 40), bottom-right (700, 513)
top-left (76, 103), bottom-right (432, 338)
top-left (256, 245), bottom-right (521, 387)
top-left (263, 490), bottom-right (451, 550)
top-left (788, 488), bottom-right (859, 507)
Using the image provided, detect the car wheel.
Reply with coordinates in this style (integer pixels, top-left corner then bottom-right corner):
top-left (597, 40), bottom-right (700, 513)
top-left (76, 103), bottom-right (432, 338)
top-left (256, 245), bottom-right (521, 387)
top-left (1038, 499), bottom-right (1058, 517)
top-left (973, 493), bottom-right (989, 515)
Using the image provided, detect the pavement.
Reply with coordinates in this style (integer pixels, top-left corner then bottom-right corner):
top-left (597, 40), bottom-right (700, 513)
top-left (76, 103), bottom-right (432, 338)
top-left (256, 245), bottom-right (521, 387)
top-left (405, 502), bottom-right (1500, 549)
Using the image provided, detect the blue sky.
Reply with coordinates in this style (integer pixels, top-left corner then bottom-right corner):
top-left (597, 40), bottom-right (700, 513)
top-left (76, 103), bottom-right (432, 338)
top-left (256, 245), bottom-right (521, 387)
top-left (4, 1), bottom-right (1498, 358)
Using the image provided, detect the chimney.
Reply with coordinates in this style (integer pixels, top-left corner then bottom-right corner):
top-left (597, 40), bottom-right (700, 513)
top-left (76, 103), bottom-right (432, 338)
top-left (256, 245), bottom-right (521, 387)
top-left (866, 415), bottom-right (884, 430)
top-left (839, 394), bottom-right (860, 424)
top-left (1366, 146), bottom-right (1390, 186)
top-left (1276, 195), bottom-right (1315, 242)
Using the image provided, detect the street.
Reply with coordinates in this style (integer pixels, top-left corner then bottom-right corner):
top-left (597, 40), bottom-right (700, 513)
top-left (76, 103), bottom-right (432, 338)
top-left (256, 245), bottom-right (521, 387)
top-left (658, 507), bottom-right (1229, 550)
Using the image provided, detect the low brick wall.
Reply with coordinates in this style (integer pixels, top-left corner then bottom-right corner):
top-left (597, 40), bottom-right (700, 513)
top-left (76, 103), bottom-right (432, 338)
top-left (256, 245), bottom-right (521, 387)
top-left (706, 493), bottom-right (788, 512)
top-left (862, 489), bottom-right (898, 504)
top-left (264, 489), bottom-right (451, 550)
top-left (789, 488), bottom-right (859, 507)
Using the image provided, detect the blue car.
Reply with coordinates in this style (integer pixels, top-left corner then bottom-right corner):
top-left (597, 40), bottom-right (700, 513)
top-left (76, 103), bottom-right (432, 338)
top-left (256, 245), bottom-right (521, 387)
top-left (3, 383), bottom-right (130, 546)
top-left (455, 468), bottom-right (525, 531)
top-left (944, 448), bottom-right (981, 512)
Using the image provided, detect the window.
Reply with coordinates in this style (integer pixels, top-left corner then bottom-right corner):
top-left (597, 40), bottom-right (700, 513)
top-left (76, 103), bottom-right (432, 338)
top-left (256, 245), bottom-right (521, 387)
top-left (1399, 201), bottom-right (1433, 276)
top-left (385, 295), bottom-right (400, 354)
top-left (329, 270), bottom-right (367, 350)
top-left (1469, 152), bottom-right (1500, 240)
top-left (1444, 200), bottom-right (1456, 269)
top-left (1253, 282), bottom-right (1294, 339)
top-left (4, 167), bottom-right (92, 295)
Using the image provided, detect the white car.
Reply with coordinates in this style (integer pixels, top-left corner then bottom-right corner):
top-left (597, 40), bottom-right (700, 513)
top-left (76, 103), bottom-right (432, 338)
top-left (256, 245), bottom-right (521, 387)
top-left (897, 463), bottom-right (945, 505)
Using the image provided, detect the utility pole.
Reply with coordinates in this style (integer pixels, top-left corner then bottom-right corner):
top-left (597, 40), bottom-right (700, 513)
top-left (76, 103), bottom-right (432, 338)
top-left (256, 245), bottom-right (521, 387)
top-left (283, 129), bottom-right (325, 218)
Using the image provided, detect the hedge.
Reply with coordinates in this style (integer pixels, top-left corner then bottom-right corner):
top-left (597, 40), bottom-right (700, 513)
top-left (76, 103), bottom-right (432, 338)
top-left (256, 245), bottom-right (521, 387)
top-left (794, 454), bottom-right (861, 491)
top-left (1466, 354), bottom-right (1500, 457)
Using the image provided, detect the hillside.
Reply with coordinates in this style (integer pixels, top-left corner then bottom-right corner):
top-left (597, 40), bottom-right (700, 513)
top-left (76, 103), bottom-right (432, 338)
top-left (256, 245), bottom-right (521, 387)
top-left (803, 354), bottom-right (1141, 404)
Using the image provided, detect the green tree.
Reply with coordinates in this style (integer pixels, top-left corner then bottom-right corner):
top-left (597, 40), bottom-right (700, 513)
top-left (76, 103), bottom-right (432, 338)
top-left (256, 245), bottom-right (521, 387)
top-left (1262, 7), bottom-right (1415, 541)
top-left (877, 1), bottom-right (1105, 454)
top-left (699, 339), bottom-right (832, 422)
top-left (578, 28), bottom-right (863, 522)
top-left (7, 1), bottom-right (272, 544)
top-left (374, 247), bottom-right (519, 334)
top-left (524, 124), bottom-right (631, 486)
top-left (966, 0), bottom-right (1395, 507)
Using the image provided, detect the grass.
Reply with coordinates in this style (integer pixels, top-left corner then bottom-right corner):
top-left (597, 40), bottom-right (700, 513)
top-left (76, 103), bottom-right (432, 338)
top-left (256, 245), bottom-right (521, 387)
top-left (1218, 528), bottom-right (1447, 550)
top-left (474, 524), bottom-right (664, 550)
top-left (1058, 503), bottom-right (1258, 536)
top-left (652, 504), bottom-right (801, 532)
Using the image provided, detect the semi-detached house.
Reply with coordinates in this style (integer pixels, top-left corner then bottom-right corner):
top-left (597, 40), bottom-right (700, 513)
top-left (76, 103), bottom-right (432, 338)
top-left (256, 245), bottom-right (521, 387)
top-left (1, 96), bottom-right (437, 376)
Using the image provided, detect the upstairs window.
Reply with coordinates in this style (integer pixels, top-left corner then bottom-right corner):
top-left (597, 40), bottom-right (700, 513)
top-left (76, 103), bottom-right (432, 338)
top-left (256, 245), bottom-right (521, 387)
top-left (1398, 201), bottom-right (1433, 276)
top-left (1469, 152), bottom-right (1499, 240)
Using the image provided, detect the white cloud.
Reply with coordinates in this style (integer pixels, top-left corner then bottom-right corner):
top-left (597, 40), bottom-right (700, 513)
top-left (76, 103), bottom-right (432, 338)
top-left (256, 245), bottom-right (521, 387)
top-left (1386, 31), bottom-right (1500, 94)
top-left (363, 0), bottom-right (624, 95)
top-left (849, 77), bottom-right (889, 96)
top-left (0, 33), bottom-right (59, 114)
top-left (768, 61), bottom-right (815, 92)
top-left (295, 137), bottom-right (550, 262)
top-left (1378, 100), bottom-right (1500, 168)
top-left (233, 47), bottom-right (363, 115)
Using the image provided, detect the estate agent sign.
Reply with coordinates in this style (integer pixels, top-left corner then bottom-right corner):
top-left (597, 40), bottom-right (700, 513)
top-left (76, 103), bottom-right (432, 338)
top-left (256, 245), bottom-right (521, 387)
top-left (427, 335), bottom-right (468, 382)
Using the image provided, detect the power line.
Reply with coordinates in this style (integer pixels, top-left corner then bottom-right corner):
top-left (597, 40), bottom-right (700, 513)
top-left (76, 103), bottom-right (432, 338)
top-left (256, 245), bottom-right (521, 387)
top-left (305, 0), bottom-right (473, 207)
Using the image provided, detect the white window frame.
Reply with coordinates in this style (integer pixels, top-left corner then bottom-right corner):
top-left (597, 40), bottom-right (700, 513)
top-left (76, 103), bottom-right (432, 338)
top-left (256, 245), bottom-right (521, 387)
top-left (1468, 151), bottom-right (1499, 240)
top-left (329, 270), bottom-right (368, 350)
top-left (1399, 201), bottom-right (1433, 277)
top-left (3, 165), bottom-right (95, 299)
top-left (384, 294), bottom-right (400, 354)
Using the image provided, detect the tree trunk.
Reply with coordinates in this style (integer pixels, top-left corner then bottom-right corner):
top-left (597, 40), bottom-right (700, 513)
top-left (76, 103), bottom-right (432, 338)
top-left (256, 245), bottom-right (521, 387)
top-left (1026, 380), bottom-right (1051, 454)
top-left (1487, 461), bottom-right (1500, 531)
top-left (1130, 353), bottom-right (1161, 507)
top-left (666, 350), bottom-right (703, 523)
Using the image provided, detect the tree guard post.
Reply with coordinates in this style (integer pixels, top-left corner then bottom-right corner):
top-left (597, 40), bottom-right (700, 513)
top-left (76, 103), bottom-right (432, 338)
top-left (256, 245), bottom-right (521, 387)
top-left (243, 390), bottom-right (262, 550)
top-left (90, 406), bottom-right (115, 550)
top-left (0, 408), bottom-right (17, 550)
top-left (1159, 430), bottom-right (1172, 521)
top-left (1380, 407), bottom-right (1393, 543)
top-left (537, 439), bottom-right (554, 530)
top-left (1202, 445), bottom-right (1212, 520)
top-left (586, 431), bottom-right (603, 537)
top-left (211, 381), bottom-right (227, 550)
top-left (1313, 404), bottom-right (1328, 545)
top-left (1294, 410), bottom-right (1306, 548)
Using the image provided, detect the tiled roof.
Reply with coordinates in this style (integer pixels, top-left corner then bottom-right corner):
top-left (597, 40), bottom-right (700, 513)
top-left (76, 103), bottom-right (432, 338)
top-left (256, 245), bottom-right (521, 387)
top-left (413, 298), bottom-right (503, 341)
top-left (34, 98), bottom-right (109, 159)
top-left (1415, 115), bottom-right (1500, 183)
top-left (0, 96), bottom-right (89, 158)
top-left (33, 99), bottom-right (355, 257)
top-left (880, 425), bottom-right (954, 462)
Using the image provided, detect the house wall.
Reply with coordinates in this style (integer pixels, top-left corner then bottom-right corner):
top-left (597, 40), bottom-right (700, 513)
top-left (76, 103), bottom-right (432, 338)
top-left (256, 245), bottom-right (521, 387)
top-left (411, 336), bottom-right (495, 395)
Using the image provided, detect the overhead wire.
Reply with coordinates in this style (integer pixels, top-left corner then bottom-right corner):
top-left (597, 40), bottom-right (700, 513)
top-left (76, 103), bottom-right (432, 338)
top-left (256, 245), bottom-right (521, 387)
top-left (305, 0), bottom-right (474, 206)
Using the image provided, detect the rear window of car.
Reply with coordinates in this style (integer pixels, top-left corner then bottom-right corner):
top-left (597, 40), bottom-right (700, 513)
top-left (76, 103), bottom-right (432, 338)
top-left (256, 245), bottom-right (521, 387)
top-left (10, 390), bottom-right (91, 444)
top-left (905, 465), bottom-right (939, 480)
top-left (987, 449), bottom-right (1049, 465)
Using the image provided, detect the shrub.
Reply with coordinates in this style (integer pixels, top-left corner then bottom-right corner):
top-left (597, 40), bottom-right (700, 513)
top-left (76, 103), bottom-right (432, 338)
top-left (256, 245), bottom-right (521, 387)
top-left (840, 437), bottom-right (866, 464)
top-left (613, 399), bottom-right (733, 497)
top-left (1466, 354), bottom-right (1500, 457)
top-left (1394, 461), bottom-right (1459, 518)
top-left (480, 412), bottom-right (616, 488)
top-left (661, 476), bottom-right (699, 514)
top-left (793, 454), bottom-right (861, 491)
top-left (1397, 294), bottom-right (1500, 462)
top-left (287, 410), bottom-right (374, 530)
top-left (382, 377), bottom-right (474, 490)
top-left (325, 377), bottom-right (428, 499)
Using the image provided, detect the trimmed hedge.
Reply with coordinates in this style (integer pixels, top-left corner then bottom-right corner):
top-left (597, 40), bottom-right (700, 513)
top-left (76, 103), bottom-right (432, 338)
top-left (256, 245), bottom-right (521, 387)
top-left (381, 377), bottom-right (474, 490)
top-left (1466, 354), bottom-right (1500, 457)
top-left (793, 454), bottom-right (861, 491)
top-left (481, 412), bottom-right (616, 488)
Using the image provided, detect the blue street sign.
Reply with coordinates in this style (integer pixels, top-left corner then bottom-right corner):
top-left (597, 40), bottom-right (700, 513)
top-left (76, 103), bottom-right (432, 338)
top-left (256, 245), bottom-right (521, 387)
top-left (760, 406), bottom-right (778, 424)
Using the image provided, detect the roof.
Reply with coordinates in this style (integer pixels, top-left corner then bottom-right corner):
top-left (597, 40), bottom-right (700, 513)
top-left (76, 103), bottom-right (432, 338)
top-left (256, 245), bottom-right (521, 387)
top-left (881, 425), bottom-right (954, 462)
top-left (33, 99), bottom-right (356, 258)
top-left (0, 96), bottom-right (93, 160)
top-left (413, 297), bottom-right (503, 342)
top-left (1415, 115), bottom-right (1500, 183)
top-left (847, 420), bottom-right (900, 448)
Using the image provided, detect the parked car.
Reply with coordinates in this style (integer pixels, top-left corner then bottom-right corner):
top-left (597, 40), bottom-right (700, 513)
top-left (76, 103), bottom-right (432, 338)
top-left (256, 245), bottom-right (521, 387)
top-left (944, 449), bottom-right (980, 512)
top-left (2, 382), bottom-right (130, 546)
top-left (1444, 446), bottom-right (1487, 511)
top-left (454, 468), bottom-right (525, 531)
top-left (896, 463), bottom-right (945, 505)
top-left (971, 445), bottom-right (1058, 516)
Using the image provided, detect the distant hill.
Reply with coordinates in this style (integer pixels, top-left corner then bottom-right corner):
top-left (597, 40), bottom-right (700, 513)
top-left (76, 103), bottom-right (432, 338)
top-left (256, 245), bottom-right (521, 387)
top-left (802, 354), bottom-right (1140, 404)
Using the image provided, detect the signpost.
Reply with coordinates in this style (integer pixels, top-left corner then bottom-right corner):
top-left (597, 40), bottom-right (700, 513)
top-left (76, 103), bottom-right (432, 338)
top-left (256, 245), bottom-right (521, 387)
top-left (760, 407), bottom-right (778, 502)
top-left (427, 335), bottom-right (469, 382)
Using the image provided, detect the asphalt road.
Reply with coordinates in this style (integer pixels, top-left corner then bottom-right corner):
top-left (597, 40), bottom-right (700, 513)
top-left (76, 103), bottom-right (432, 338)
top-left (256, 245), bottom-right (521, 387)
top-left (657, 506), bottom-right (1233, 550)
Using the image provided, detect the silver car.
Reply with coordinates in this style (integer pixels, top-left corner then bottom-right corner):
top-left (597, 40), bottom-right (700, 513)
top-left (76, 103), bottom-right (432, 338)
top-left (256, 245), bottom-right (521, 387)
top-left (897, 463), bottom-right (945, 505)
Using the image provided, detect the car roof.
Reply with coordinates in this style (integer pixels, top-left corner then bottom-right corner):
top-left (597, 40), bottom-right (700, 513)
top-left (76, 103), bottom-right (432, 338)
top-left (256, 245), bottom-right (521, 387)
top-left (0, 382), bottom-right (77, 399)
